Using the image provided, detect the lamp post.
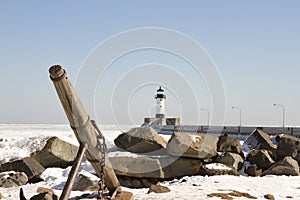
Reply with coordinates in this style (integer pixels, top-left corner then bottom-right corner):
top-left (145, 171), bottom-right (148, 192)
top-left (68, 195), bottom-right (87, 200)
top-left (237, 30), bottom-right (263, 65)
top-left (273, 103), bottom-right (285, 128)
top-left (201, 108), bottom-right (209, 127)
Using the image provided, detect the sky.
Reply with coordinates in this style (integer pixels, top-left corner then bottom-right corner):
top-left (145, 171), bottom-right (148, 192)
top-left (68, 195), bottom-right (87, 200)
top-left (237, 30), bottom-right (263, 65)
top-left (0, 1), bottom-right (300, 126)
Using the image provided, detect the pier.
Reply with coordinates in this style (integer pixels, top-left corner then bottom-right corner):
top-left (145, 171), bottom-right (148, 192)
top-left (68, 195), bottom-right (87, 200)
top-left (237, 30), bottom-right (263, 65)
top-left (149, 124), bottom-right (300, 138)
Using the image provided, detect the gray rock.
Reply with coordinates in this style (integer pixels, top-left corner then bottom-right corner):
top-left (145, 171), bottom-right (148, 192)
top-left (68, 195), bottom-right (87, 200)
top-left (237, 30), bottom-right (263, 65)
top-left (73, 174), bottom-right (99, 191)
top-left (262, 156), bottom-right (299, 176)
top-left (276, 134), bottom-right (300, 164)
top-left (244, 165), bottom-right (262, 177)
top-left (109, 156), bottom-right (163, 178)
top-left (110, 155), bottom-right (203, 179)
top-left (30, 137), bottom-right (79, 168)
top-left (0, 171), bottom-right (28, 188)
top-left (244, 129), bottom-right (277, 151)
top-left (217, 134), bottom-right (244, 158)
top-left (0, 157), bottom-right (45, 181)
top-left (159, 156), bottom-right (202, 179)
top-left (246, 149), bottom-right (275, 170)
top-left (166, 132), bottom-right (218, 159)
top-left (199, 163), bottom-right (239, 176)
top-left (148, 184), bottom-right (170, 193)
top-left (214, 152), bottom-right (244, 170)
top-left (114, 126), bottom-right (167, 154)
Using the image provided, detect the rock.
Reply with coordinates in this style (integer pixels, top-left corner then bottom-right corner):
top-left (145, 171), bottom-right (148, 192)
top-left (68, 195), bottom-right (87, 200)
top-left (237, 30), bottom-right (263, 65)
top-left (0, 192), bottom-right (3, 199)
top-left (36, 187), bottom-right (54, 195)
top-left (148, 184), bottom-right (170, 193)
top-left (30, 137), bottom-right (78, 168)
top-left (159, 156), bottom-right (202, 179)
top-left (130, 179), bottom-right (143, 188)
top-left (114, 191), bottom-right (134, 200)
top-left (264, 194), bottom-right (275, 200)
top-left (114, 126), bottom-right (167, 154)
top-left (246, 149), bottom-right (275, 170)
top-left (141, 178), bottom-right (158, 188)
top-left (244, 165), bottom-right (262, 177)
top-left (109, 156), bottom-right (163, 178)
top-left (73, 174), bottom-right (100, 191)
top-left (244, 129), bottom-right (276, 151)
top-left (207, 190), bottom-right (257, 199)
top-left (117, 176), bottom-right (159, 188)
top-left (262, 156), bottom-right (299, 176)
top-left (0, 157), bottom-right (45, 181)
top-left (166, 132), bottom-right (218, 159)
top-left (0, 171), bottom-right (28, 188)
top-left (217, 134), bottom-right (244, 158)
top-left (199, 163), bottom-right (239, 176)
top-left (276, 134), bottom-right (300, 164)
top-left (30, 187), bottom-right (58, 200)
top-left (213, 152), bottom-right (244, 170)
top-left (110, 155), bottom-right (203, 180)
top-left (30, 192), bottom-right (58, 200)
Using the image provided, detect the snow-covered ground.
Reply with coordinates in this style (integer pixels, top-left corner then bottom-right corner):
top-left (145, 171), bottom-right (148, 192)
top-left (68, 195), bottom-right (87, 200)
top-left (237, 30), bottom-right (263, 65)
top-left (0, 124), bottom-right (300, 200)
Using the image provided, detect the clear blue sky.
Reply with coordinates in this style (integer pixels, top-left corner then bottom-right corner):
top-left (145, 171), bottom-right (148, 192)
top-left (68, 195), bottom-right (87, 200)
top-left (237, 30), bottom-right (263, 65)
top-left (1, 1), bottom-right (300, 126)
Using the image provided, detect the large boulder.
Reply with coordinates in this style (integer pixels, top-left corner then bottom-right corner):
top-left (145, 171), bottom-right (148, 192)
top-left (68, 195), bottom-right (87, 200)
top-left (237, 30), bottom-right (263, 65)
top-left (199, 163), bottom-right (239, 176)
top-left (114, 126), bottom-right (167, 154)
top-left (276, 134), bottom-right (300, 164)
top-left (244, 129), bottom-right (276, 151)
top-left (213, 152), bottom-right (244, 170)
top-left (109, 156), bottom-right (163, 178)
top-left (110, 156), bottom-right (203, 180)
top-left (166, 132), bottom-right (218, 159)
top-left (0, 157), bottom-right (45, 181)
top-left (30, 137), bottom-right (79, 168)
top-left (217, 134), bottom-right (244, 158)
top-left (0, 171), bottom-right (28, 188)
top-left (262, 156), bottom-right (299, 176)
top-left (159, 157), bottom-right (202, 179)
top-left (246, 149), bottom-right (275, 170)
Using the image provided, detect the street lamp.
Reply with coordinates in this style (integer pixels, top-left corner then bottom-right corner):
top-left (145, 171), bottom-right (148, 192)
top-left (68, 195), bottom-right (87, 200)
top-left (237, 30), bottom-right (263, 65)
top-left (232, 106), bottom-right (242, 127)
top-left (200, 108), bottom-right (209, 127)
top-left (273, 104), bottom-right (285, 128)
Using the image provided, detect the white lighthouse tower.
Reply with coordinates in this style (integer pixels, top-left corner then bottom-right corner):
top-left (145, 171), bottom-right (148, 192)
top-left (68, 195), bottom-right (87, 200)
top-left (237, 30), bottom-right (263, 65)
top-left (144, 86), bottom-right (180, 126)
top-left (155, 86), bottom-right (166, 118)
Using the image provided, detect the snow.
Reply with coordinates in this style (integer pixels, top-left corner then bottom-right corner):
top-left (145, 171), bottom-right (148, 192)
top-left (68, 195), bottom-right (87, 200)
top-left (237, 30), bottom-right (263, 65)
top-left (1, 124), bottom-right (300, 200)
top-left (189, 134), bottom-right (199, 143)
top-left (204, 163), bottom-right (232, 170)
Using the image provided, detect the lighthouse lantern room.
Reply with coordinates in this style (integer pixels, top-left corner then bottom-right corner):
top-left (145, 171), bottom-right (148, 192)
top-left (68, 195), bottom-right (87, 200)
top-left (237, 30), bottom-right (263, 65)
top-left (155, 86), bottom-right (166, 118)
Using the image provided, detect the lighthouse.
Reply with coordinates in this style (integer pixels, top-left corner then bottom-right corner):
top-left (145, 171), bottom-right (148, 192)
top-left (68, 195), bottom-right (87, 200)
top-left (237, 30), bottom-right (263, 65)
top-left (155, 86), bottom-right (166, 118)
top-left (143, 86), bottom-right (180, 126)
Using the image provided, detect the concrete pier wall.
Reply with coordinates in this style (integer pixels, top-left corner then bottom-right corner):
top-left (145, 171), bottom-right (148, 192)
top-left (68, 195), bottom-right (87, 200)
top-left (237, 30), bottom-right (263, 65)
top-left (154, 125), bottom-right (300, 138)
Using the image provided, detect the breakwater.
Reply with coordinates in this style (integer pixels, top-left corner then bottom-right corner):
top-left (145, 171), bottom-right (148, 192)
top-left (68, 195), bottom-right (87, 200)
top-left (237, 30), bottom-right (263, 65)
top-left (151, 125), bottom-right (300, 138)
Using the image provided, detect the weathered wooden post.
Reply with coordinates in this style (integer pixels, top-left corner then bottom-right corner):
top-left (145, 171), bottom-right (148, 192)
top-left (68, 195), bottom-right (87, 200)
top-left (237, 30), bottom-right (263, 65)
top-left (49, 65), bottom-right (121, 198)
